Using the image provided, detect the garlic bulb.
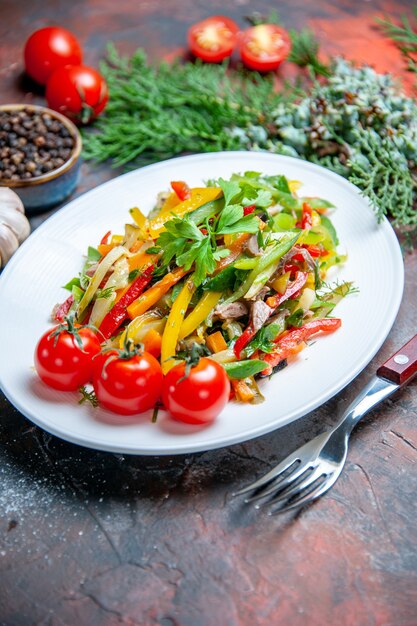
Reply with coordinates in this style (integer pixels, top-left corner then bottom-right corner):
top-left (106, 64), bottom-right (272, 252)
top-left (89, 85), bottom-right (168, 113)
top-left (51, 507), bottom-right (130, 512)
top-left (0, 188), bottom-right (31, 268)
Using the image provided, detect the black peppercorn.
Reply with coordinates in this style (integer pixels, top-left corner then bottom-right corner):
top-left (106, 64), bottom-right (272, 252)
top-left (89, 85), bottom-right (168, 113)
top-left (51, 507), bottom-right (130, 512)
top-left (0, 108), bottom-right (75, 181)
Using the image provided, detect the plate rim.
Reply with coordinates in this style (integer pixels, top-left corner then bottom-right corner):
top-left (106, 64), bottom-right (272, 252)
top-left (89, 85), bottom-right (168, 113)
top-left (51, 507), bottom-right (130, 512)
top-left (0, 151), bottom-right (404, 455)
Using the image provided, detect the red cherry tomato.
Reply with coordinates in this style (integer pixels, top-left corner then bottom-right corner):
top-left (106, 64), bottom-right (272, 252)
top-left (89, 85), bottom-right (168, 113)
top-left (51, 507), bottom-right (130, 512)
top-left (46, 65), bottom-right (108, 125)
top-left (24, 27), bottom-right (82, 85)
top-left (162, 358), bottom-right (230, 425)
top-left (34, 323), bottom-right (101, 391)
top-left (92, 350), bottom-right (163, 415)
top-left (240, 24), bottom-right (291, 72)
top-left (188, 16), bottom-right (239, 63)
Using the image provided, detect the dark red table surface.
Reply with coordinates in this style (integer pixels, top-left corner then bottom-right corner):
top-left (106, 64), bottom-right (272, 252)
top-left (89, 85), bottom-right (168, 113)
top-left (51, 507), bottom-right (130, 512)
top-left (1, 1), bottom-right (417, 625)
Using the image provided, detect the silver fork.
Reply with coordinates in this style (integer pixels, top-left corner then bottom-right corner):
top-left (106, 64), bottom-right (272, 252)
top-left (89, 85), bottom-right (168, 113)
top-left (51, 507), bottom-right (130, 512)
top-left (234, 334), bottom-right (417, 514)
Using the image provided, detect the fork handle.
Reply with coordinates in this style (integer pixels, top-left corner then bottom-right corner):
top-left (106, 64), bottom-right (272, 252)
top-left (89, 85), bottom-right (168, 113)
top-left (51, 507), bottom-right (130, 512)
top-left (376, 334), bottom-right (417, 386)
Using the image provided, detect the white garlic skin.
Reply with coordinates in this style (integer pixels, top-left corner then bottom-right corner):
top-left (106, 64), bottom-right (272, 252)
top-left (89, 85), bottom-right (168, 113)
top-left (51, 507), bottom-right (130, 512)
top-left (0, 188), bottom-right (31, 268)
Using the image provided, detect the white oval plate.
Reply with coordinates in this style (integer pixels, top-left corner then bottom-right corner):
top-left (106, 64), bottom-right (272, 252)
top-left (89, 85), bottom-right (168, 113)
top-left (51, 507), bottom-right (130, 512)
top-left (0, 152), bottom-right (404, 455)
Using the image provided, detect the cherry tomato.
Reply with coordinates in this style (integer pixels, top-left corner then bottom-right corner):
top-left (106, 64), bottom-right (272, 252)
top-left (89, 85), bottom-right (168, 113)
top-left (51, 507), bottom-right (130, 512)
top-left (93, 350), bottom-right (163, 415)
top-left (34, 323), bottom-right (101, 391)
top-left (162, 358), bottom-right (230, 425)
top-left (46, 65), bottom-right (108, 125)
top-left (240, 24), bottom-right (291, 72)
top-left (24, 27), bottom-right (82, 85)
top-left (188, 16), bottom-right (239, 63)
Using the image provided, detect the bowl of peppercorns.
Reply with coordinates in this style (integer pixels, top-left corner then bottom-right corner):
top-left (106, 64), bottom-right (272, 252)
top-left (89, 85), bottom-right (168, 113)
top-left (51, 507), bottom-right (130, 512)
top-left (0, 104), bottom-right (82, 212)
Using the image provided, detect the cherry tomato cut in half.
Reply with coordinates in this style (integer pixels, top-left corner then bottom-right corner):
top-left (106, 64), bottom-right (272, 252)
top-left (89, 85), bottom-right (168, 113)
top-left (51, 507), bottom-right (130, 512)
top-left (162, 358), bottom-right (230, 425)
top-left (240, 24), bottom-right (291, 72)
top-left (24, 27), bottom-right (82, 85)
top-left (188, 16), bottom-right (239, 63)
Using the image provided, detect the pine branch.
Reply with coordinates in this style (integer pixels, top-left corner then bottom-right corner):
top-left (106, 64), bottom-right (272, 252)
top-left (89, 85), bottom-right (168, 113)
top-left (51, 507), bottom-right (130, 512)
top-left (376, 11), bottom-right (417, 72)
top-left (288, 28), bottom-right (331, 77)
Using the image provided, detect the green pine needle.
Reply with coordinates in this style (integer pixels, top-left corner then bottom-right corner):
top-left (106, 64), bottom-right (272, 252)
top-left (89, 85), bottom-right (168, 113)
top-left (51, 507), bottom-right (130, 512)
top-left (377, 10), bottom-right (417, 72)
top-left (288, 28), bottom-right (331, 77)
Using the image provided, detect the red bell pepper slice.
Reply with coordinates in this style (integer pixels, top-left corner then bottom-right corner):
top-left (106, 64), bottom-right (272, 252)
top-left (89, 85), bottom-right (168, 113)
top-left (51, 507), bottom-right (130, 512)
top-left (233, 325), bottom-right (257, 359)
top-left (261, 318), bottom-right (341, 375)
top-left (243, 204), bottom-right (256, 216)
top-left (100, 230), bottom-right (111, 245)
top-left (297, 202), bottom-right (313, 229)
top-left (171, 180), bottom-right (191, 201)
top-left (99, 265), bottom-right (154, 339)
top-left (266, 271), bottom-right (308, 309)
top-left (284, 263), bottom-right (301, 275)
top-left (53, 295), bottom-right (74, 322)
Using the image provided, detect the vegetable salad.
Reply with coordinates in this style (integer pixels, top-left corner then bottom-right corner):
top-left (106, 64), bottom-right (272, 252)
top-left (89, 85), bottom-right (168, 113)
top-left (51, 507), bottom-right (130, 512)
top-left (50, 171), bottom-right (351, 411)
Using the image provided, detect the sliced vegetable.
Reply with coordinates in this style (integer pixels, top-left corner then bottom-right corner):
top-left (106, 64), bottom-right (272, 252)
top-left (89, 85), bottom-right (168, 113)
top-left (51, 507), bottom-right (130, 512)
top-left (148, 187), bottom-right (222, 237)
top-left (261, 318), bottom-right (342, 375)
top-left (120, 310), bottom-right (166, 348)
top-left (127, 267), bottom-right (187, 319)
top-left (223, 233), bottom-right (299, 305)
top-left (232, 379), bottom-right (255, 403)
top-left (98, 264), bottom-right (154, 339)
top-left (142, 328), bottom-right (162, 358)
top-left (171, 181), bottom-right (191, 201)
top-left (266, 271), bottom-right (308, 309)
top-left (206, 330), bottom-right (228, 354)
top-left (179, 291), bottom-right (222, 340)
top-left (223, 359), bottom-right (266, 379)
top-left (160, 278), bottom-right (196, 374)
top-left (76, 246), bottom-right (127, 319)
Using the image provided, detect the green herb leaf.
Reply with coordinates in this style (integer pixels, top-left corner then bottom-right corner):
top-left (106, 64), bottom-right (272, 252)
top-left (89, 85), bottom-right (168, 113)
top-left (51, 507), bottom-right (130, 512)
top-left (246, 322), bottom-right (283, 356)
top-left (87, 246), bottom-right (102, 262)
top-left (203, 266), bottom-right (238, 291)
top-left (96, 286), bottom-right (116, 300)
top-left (217, 204), bottom-right (244, 232)
top-left (217, 214), bottom-right (260, 235)
top-left (264, 174), bottom-right (291, 193)
top-left (320, 215), bottom-right (339, 246)
top-left (78, 386), bottom-right (99, 407)
top-left (218, 178), bottom-right (241, 205)
top-left (63, 277), bottom-right (81, 291)
top-left (165, 216), bottom-right (203, 241)
top-left (128, 269), bottom-right (140, 282)
top-left (286, 308), bottom-right (304, 328)
top-left (213, 248), bottom-right (230, 261)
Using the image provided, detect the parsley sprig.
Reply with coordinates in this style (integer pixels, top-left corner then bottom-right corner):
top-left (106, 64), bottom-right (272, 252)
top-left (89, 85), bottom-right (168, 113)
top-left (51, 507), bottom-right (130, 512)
top-left (154, 176), bottom-right (266, 285)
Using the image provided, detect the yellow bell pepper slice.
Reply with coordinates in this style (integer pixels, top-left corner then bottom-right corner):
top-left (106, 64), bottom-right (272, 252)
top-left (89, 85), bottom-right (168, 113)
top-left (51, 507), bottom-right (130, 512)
top-left (161, 278), bottom-right (196, 374)
top-left (159, 191), bottom-right (181, 213)
top-left (147, 187), bottom-right (222, 238)
top-left (129, 207), bottom-right (147, 230)
top-left (288, 179), bottom-right (302, 194)
top-left (178, 291), bottom-right (222, 340)
top-left (311, 209), bottom-right (321, 227)
top-left (271, 271), bottom-right (291, 295)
